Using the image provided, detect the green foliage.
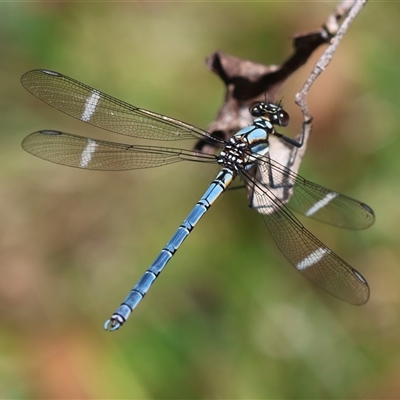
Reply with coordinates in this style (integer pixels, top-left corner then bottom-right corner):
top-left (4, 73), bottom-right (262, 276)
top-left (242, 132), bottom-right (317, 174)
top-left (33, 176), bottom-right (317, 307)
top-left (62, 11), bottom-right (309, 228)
top-left (0, 2), bottom-right (398, 399)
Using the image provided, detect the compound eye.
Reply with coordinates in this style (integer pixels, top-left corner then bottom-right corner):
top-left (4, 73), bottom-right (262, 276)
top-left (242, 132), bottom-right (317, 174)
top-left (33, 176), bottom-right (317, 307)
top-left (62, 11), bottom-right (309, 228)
top-left (277, 110), bottom-right (290, 126)
top-left (249, 102), bottom-right (265, 117)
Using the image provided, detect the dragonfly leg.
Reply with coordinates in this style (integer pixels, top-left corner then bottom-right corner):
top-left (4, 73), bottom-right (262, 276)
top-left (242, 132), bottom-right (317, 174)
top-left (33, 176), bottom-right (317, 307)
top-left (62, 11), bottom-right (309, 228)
top-left (247, 152), bottom-right (297, 214)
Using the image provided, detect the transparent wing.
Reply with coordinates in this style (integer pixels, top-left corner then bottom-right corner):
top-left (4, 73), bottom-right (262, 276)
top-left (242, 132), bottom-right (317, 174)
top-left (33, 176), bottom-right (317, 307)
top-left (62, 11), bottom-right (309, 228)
top-left (247, 156), bottom-right (375, 230)
top-left (21, 69), bottom-right (223, 144)
top-left (22, 130), bottom-right (216, 171)
top-left (243, 169), bottom-right (370, 305)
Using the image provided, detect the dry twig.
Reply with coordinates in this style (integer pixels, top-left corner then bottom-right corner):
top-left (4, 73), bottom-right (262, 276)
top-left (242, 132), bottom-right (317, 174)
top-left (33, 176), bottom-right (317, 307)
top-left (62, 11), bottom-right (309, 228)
top-left (196, 0), bottom-right (367, 178)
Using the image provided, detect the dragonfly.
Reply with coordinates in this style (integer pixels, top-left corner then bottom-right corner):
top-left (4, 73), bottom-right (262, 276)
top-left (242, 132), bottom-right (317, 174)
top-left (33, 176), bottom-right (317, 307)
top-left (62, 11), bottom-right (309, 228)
top-left (21, 69), bottom-right (375, 331)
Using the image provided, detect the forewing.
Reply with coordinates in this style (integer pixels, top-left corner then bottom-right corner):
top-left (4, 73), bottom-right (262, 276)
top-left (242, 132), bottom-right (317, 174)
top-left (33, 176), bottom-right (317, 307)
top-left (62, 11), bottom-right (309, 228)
top-left (248, 156), bottom-right (374, 230)
top-left (21, 69), bottom-right (220, 143)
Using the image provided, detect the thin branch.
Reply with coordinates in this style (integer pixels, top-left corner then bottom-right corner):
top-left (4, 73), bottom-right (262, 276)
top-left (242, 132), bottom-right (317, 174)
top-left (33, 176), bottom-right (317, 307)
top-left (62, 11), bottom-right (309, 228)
top-left (296, 0), bottom-right (368, 122)
top-left (196, 0), bottom-right (367, 185)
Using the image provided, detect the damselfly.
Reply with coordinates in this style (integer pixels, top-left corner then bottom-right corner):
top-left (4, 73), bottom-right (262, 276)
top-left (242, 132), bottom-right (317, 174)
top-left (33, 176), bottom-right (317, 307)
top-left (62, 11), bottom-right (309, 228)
top-left (21, 69), bottom-right (374, 331)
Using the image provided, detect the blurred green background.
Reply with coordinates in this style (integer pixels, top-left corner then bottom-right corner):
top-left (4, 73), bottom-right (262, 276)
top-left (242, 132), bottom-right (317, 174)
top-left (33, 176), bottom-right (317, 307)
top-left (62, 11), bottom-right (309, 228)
top-left (0, 2), bottom-right (399, 399)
